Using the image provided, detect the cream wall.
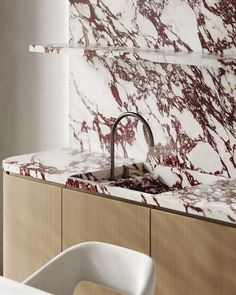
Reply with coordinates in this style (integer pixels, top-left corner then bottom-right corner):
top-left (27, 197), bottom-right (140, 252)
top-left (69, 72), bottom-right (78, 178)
top-left (0, 0), bottom-right (69, 273)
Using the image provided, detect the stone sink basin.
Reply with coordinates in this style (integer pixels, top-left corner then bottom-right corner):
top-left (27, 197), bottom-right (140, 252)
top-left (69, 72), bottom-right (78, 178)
top-left (70, 162), bottom-right (173, 194)
top-left (109, 173), bottom-right (172, 194)
top-left (68, 161), bottom-right (226, 196)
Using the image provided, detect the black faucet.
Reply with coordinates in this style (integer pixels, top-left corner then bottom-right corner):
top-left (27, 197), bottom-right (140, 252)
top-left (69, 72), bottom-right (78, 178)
top-left (109, 112), bottom-right (155, 180)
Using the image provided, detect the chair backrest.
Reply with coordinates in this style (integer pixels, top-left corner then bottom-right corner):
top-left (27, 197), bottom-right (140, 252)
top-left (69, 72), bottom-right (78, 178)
top-left (24, 242), bottom-right (156, 295)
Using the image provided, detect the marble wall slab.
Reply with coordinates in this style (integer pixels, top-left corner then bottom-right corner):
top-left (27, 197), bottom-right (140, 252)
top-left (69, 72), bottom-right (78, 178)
top-left (69, 0), bottom-right (235, 54)
top-left (69, 0), bottom-right (236, 178)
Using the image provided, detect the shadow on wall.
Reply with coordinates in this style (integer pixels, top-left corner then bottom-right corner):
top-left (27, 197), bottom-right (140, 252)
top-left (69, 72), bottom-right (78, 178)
top-left (0, 0), bottom-right (68, 274)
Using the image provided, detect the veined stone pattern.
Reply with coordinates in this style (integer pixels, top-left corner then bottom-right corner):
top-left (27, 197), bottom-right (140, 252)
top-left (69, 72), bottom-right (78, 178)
top-left (69, 0), bottom-right (236, 178)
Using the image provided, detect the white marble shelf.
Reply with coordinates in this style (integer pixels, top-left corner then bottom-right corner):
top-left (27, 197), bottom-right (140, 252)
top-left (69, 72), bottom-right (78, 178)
top-left (29, 43), bottom-right (236, 68)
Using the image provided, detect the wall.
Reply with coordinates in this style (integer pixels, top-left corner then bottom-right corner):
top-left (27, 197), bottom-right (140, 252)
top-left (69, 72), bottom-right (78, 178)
top-left (69, 0), bottom-right (236, 179)
top-left (0, 1), bottom-right (3, 274)
top-left (0, 0), bottom-right (69, 272)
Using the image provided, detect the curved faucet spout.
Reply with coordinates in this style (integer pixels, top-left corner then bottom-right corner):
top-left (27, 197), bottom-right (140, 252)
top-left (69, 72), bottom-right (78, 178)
top-left (110, 112), bottom-right (154, 180)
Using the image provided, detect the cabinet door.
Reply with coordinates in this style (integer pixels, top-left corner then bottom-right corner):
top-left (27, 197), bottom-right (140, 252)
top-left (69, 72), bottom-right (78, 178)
top-left (62, 188), bottom-right (150, 295)
top-left (151, 209), bottom-right (236, 295)
top-left (3, 173), bottom-right (62, 282)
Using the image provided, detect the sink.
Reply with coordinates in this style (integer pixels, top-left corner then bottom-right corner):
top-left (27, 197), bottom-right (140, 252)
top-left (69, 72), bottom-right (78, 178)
top-left (109, 173), bottom-right (172, 194)
top-left (68, 161), bottom-right (227, 197)
top-left (71, 162), bottom-right (173, 194)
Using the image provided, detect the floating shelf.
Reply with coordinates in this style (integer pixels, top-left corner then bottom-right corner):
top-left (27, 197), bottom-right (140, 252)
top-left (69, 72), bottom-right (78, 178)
top-left (29, 43), bottom-right (236, 69)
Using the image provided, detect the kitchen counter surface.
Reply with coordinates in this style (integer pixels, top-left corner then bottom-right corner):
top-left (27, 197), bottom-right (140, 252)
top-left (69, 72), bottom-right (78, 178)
top-left (2, 148), bottom-right (236, 225)
top-left (2, 148), bottom-right (117, 185)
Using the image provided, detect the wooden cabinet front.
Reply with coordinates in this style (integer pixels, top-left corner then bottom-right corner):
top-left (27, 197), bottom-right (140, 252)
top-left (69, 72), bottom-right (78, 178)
top-left (62, 188), bottom-right (150, 295)
top-left (3, 173), bottom-right (62, 281)
top-left (151, 209), bottom-right (236, 295)
top-left (5, 174), bottom-right (236, 295)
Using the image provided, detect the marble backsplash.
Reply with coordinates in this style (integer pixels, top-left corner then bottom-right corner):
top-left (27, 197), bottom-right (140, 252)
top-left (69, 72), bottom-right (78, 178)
top-left (69, 0), bottom-right (235, 54)
top-left (69, 0), bottom-right (236, 178)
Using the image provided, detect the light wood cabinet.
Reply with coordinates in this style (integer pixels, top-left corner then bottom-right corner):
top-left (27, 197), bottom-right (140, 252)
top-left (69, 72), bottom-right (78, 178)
top-left (62, 188), bottom-right (150, 295)
top-left (151, 210), bottom-right (236, 295)
top-left (4, 173), bottom-right (236, 295)
top-left (3, 173), bottom-right (62, 281)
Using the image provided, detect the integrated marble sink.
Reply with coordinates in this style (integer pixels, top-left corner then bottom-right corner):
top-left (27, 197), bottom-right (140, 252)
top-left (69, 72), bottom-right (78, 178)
top-left (70, 162), bottom-right (173, 194)
top-left (109, 174), bottom-right (172, 194)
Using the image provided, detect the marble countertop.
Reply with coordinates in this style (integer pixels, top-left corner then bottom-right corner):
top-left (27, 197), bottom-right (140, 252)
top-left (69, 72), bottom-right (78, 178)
top-left (2, 148), bottom-right (122, 185)
top-left (2, 148), bottom-right (236, 225)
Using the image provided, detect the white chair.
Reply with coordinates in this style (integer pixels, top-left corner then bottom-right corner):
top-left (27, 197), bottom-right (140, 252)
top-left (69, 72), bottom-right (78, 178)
top-left (24, 242), bottom-right (156, 295)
